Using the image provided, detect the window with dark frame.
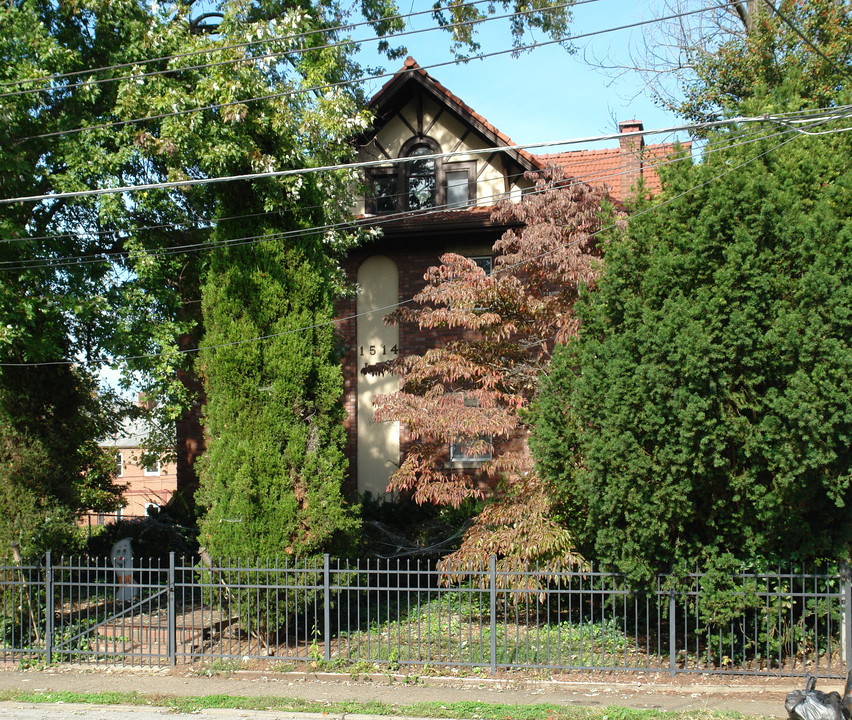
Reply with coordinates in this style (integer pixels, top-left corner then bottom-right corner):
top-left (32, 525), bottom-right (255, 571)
top-left (471, 255), bottom-right (492, 275)
top-left (444, 161), bottom-right (477, 209)
top-left (406, 144), bottom-right (436, 210)
top-left (448, 394), bottom-right (493, 466)
top-left (365, 138), bottom-right (477, 214)
top-left (449, 434), bottom-right (493, 464)
top-left (368, 170), bottom-right (399, 214)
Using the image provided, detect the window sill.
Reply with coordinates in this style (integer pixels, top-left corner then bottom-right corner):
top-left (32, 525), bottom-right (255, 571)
top-left (444, 459), bottom-right (489, 469)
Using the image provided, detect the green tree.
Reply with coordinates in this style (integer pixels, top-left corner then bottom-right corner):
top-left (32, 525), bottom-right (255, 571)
top-left (0, 0), bottom-right (134, 553)
top-left (676, 0), bottom-right (852, 123)
top-left (195, 197), bottom-right (361, 559)
top-left (1, 0), bottom-right (577, 557)
top-left (531, 125), bottom-right (852, 583)
top-left (614, 0), bottom-right (851, 126)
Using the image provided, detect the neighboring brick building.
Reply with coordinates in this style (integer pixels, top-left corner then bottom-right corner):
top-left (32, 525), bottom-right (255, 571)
top-left (88, 417), bottom-right (177, 524)
top-left (339, 57), bottom-right (685, 498)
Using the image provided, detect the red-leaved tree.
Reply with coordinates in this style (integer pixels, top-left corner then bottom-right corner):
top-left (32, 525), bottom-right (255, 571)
top-left (370, 169), bottom-right (615, 571)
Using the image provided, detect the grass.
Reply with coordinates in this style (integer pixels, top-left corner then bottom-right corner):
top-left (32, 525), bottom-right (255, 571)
top-left (332, 590), bottom-right (642, 670)
top-left (0, 689), bottom-right (768, 719)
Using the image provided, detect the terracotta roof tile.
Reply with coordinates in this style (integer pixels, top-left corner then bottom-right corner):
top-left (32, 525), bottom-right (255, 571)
top-left (356, 205), bottom-right (500, 231)
top-left (538, 142), bottom-right (689, 203)
top-left (368, 57), bottom-right (690, 205)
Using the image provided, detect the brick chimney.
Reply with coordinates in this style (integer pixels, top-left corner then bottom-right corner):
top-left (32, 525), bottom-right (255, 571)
top-left (618, 120), bottom-right (645, 202)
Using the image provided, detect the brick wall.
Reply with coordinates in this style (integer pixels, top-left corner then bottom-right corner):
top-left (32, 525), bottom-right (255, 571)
top-left (338, 222), bottom-right (513, 497)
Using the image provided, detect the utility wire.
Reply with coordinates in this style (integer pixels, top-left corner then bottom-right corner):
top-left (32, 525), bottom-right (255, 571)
top-left (4, 107), bottom-right (849, 205)
top-left (1, 104), bottom-right (846, 267)
top-left (0, 120), bottom-right (816, 368)
top-left (0, 0), bottom-right (528, 90)
top-left (0, 116), bottom-right (815, 270)
top-left (4, 99), bottom-right (843, 247)
top-left (0, 0), bottom-right (581, 100)
top-left (4, 2), bottom-right (736, 146)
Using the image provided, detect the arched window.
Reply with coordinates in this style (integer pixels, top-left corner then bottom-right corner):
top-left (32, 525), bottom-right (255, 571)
top-left (405, 142), bottom-right (436, 210)
top-left (367, 136), bottom-right (477, 214)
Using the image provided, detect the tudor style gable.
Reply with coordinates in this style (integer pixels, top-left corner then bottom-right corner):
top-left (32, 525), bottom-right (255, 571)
top-left (340, 58), bottom-right (688, 500)
top-left (355, 57), bottom-right (542, 221)
top-left (342, 58), bottom-right (548, 499)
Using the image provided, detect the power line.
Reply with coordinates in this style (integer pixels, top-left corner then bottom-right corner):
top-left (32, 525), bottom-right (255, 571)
top-left (1, 104), bottom-right (846, 271)
top-left (0, 0), bottom-right (581, 100)
top-left (0, 121), bottom-right (817, 368)
top-left (5, 100), bottom-right (843, 248)
top-left (0, 208), bottom-right (279, 245)
top-left (4, 2), bottom-right (736, 146)
top-left (0, 117), bottom-right (808, 270)
top-left (4, 108), bottom-right (849, 206)
top-left (0, 0), bottom-right (525, 91)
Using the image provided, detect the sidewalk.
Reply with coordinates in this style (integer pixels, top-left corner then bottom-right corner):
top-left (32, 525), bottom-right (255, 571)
top-left (0, 666), bottom-right (800, 717)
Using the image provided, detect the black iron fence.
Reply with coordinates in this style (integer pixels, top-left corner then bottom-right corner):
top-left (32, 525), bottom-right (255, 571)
top-left (1, 552), bottom-right (849, 677)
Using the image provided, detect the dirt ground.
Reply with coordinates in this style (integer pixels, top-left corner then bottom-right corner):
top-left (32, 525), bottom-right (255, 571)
top-left (0, 664), bottom-right (827, 718)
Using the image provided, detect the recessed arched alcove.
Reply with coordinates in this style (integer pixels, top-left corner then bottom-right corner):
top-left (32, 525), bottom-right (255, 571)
top-left (355, 255), bottom-right (401, 498)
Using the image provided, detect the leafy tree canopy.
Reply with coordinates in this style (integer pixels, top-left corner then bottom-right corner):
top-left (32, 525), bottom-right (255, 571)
top-left (675, 0), bottom-right (852, 123)
top-left (1, 0), bottom-right (577, 556)
top-left (531, 123), bottom-right (852, 583)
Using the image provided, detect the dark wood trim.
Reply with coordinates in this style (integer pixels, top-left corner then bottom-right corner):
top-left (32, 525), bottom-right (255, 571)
top-left (423, 107), bottom-right (444, 137)
top-left (399, 136), bottom-right (443, 209)
top-left (482, 152), bottom-right (498, 178)
top-left (399, 135), bottom-right (440, 156)
top-left (397, 111), bottom-right (418, 139)
top-left (451, 128), bottom-right (471, 154)
top-left (364, 71), bottom-right (542, 176)
top-left (444, 160), bottom-right (477, 209)
top-left (373, 138), bottom-right (392, 161)
top-left (364, 167), bottom-right (399, 215)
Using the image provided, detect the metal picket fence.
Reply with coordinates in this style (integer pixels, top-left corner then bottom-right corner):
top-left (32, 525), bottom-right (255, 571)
top-left (0, 552), bottom-right (849, 677)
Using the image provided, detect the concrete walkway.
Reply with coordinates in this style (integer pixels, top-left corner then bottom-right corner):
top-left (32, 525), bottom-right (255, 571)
top-left (0, 666), bottom-right (806, 717)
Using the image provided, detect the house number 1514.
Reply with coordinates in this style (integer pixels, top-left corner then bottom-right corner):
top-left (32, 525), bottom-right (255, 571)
top-left (359, 345), bottom-right (399, 356)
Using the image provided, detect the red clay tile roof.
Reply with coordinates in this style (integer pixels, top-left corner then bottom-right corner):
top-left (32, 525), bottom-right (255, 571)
top-left (367, 57), bottom-right (690, 207)
top-left (356, 205), bottom-right (505, 234)
top-left (538, 142), bottom-right (689, 203)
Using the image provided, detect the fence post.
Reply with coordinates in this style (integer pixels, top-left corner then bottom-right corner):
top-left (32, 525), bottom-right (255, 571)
top-left (168, 552), bottom-right (176, 667)
top-left (323, 554), bottom-right (331, 663)
top-left (668, 587), bottom-right (676, 678)
top-left (490, 555), bottom-right (497, 676)
top-left (44, 551), bottom-right (53, 665)
top-left (842, 560), bottom-right (851, 677)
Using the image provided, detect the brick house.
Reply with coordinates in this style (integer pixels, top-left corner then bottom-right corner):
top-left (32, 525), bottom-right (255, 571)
top-left (338, 57), bottom-right (685, 498)
top-left (170, 57), bottom-right (684, 504)
top-left (89, 417), bottom-right (177, 524)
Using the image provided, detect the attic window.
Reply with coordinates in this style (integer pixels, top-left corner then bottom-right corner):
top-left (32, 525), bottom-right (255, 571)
top-left (370, 171), bottom-right (398, 214)
top-left (366, 137), bottom-right (477, 214)
top-left (445, 161), bottom-right (476, 209)
top-left (406, 143), bottom-right (436, 209)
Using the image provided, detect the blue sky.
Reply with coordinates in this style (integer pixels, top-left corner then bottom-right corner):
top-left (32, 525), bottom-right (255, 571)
top-left (355, 0), bottom-right (690, 153)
